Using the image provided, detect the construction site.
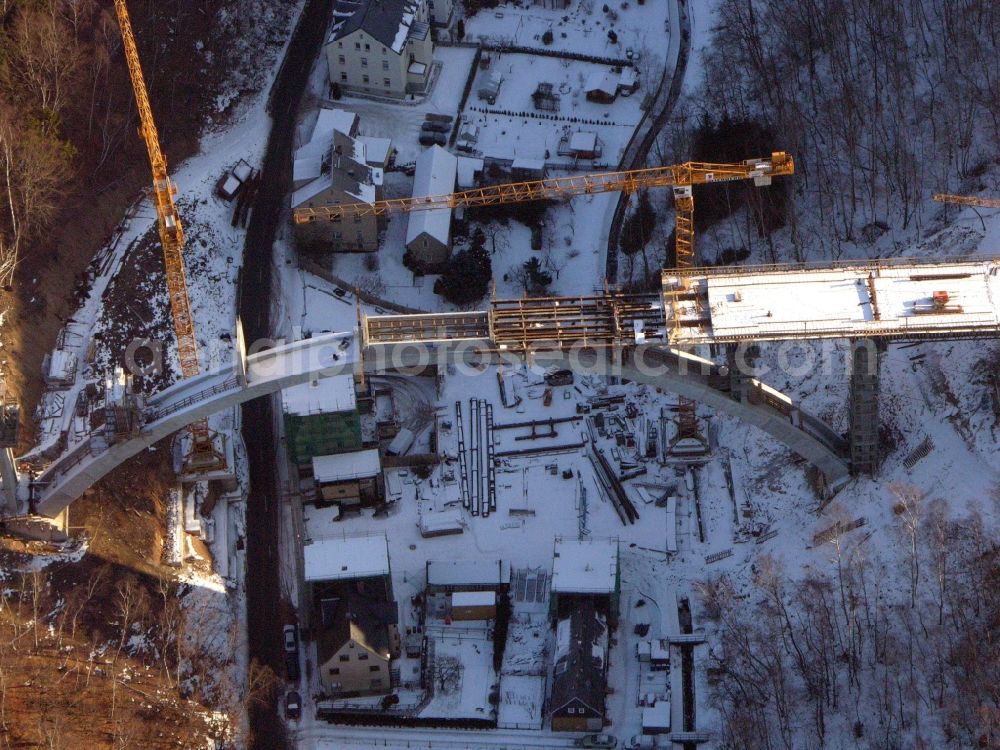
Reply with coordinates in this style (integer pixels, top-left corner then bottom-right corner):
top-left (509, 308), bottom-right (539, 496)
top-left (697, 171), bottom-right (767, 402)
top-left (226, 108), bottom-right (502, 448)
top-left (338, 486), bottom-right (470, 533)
top-left (0, 0), bottom-right (998, 749)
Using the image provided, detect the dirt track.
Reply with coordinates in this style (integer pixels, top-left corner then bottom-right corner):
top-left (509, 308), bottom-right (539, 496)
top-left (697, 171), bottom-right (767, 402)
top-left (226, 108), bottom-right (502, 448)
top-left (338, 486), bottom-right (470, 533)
top-left (239, 1), bottom-right (334, 747)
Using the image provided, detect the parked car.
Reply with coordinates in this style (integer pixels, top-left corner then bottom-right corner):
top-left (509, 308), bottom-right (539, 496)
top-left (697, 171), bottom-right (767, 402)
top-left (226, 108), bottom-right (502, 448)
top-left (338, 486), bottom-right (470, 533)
top-left (283, 624), bottom-right (298, 653)
top-left (285, 653), bottom-right (300, 682)
top-left (418, 131), bottom-right (447, 146)
top-left (625, 735), bottom-right (653, 750)
top-left (285, 690), bottom-right (302, 720)
top-left (421, 120), bottom-right (450, 133)
top-left (333, 287), bottom-right (348, 298)
top-left (576, 735), bottom-right (618, 749)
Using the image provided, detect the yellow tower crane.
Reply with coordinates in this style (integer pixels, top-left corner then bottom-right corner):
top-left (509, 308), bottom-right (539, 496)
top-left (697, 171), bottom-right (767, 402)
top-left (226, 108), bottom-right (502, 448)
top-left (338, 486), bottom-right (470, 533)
top-left (114, 0), bottom-right (224, 471)
top-left (293, 152), bottom-right (794, 269)
top-left (299, 151), bottom-right (793, 456)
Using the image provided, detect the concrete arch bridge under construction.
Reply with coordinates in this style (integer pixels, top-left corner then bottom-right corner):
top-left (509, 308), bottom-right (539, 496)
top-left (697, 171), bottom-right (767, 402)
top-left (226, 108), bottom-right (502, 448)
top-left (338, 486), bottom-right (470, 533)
top-left (4, 255), bottom-right (998, 536)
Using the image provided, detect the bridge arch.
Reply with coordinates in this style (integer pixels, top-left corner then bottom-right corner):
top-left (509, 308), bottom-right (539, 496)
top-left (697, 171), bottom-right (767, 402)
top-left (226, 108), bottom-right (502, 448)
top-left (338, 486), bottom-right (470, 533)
top-left (28, 333), bottom-right (849, 519)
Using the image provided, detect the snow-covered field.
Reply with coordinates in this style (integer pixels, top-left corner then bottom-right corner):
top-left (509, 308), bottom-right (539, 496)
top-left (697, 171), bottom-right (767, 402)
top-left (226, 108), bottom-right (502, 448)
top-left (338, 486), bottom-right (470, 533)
top-left (465, 0), bottom-right (669, 67)
top-left (462, 52), bottom-right (644, 167)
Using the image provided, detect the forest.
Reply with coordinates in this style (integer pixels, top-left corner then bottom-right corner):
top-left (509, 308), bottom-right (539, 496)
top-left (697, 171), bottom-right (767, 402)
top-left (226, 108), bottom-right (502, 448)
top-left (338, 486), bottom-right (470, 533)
top-left (702, 486), bottom-right (1000, 749)
top-left (662, 0), bottom-right (1000, 265)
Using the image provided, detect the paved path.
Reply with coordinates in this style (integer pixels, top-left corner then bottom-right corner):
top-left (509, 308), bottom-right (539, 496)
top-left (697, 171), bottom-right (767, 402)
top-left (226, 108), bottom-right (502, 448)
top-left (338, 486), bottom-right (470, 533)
top-left (606, 0), bottom-right (691, 283)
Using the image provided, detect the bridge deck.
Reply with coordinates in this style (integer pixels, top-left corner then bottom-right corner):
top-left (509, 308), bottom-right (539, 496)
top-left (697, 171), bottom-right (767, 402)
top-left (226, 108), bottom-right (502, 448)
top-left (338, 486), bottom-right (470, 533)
top-left (664, 256), bottom-right (1000, 344)
top-left (365, 258), bottom-right (999, 350)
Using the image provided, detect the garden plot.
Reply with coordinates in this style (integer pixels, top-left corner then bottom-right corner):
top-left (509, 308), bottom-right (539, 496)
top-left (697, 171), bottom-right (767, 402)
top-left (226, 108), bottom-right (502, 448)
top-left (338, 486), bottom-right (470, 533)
top-left (462, 53), bottom-right (644, 167)
top-left (420, 630), bottom-right (496, 720)
top-left (465, 0), bottom-right (670, 68)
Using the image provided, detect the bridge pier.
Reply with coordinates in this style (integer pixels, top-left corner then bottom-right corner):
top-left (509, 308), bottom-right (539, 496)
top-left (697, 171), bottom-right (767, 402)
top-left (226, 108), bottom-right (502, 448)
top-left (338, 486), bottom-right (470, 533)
top-left (848, 339), bottom-right (884, 475)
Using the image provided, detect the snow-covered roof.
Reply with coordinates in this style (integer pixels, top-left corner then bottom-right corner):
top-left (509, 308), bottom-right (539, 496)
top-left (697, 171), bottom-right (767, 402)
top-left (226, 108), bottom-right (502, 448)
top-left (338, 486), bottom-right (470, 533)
top-left (293, 157), bottom-right (321, 186)
top-left (304, 534), bottom-right (389, 581)
top-left (292, 121), bottom-right (376, 209)
top-left (551, 537), bottom-right (618, 594)
top-left (512, 158), bottom-right (545, 171)
top-left (585, 70), bottom-right (617, 96)
top-left (312, 449), bottom-right (381, 483)
top-left (406, 146), bottom-right (457, 247)
top-left (419, 509), bottom-right (464, 535)
top-left (618, 67), bottom-right (638, 88)
top-left (456, 156), bottom-right (484, 188)
top-left (426, 559), bottom-right (510, 588)
top-left (452, 591), bottom-right (495, 607)
top-left (282, 373), bottom-right (356, 416)
top-left (642, 701), bottom-right (671, 731)
top-left (297, 109), bottom-right (359, 169)
top-left (357, 136), bottom-right (392, 166)
top-left (328, 0), bottom-right (421, 55)
top-left (569, 131), bottom-right (598, 152)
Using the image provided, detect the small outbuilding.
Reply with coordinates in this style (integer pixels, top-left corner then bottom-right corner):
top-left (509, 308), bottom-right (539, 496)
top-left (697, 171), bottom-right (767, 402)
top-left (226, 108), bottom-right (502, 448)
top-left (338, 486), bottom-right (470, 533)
top-left (406, 145), bottom-right (458, 268)
top-left (311, 448), bottom-right (383, 508)
top-left (450, 590), bottom-right (496, 620)
top-left (584, 71), bottom-right (617, 103)
top-left (641, 701), bottom-right (671, 735)
top-left (568, 131), bottom-right (601, 160)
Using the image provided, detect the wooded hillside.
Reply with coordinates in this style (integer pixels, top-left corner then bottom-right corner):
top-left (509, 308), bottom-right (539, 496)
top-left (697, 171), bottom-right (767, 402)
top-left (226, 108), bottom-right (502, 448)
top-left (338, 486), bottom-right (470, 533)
top-left (666, 0), bottom-right (999, 263)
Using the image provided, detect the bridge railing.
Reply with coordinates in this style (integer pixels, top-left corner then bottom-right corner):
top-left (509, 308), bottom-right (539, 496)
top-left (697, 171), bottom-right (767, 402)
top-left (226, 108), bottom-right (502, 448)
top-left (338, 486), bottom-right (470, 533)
top-left (664, 253), bottom-right (999, 279)
top-left (144, 375), bottom-right (243, 423)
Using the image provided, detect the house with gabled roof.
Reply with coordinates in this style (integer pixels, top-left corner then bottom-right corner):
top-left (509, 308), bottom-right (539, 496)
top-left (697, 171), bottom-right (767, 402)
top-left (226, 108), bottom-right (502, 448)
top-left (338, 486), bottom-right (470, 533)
top-left (405, 145), bottom-right (457, 268)
top-left (549, 598), bottom-right (608, 732)
top-left (326, 0), bottom-right (434, 99)
top-left (316, 593), bottom-right (400, 696)
top-left (292, 113), bottom-right (384, 253)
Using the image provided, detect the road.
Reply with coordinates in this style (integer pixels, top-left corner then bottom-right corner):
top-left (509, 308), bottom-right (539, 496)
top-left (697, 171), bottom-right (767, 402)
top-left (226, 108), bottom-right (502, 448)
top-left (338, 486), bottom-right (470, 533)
top-left (295, 725), bottom-right (582, 750)
top-left (239, 1), bottom-right (335, 748)
top-left (605, 0), bottom-right (692, 284)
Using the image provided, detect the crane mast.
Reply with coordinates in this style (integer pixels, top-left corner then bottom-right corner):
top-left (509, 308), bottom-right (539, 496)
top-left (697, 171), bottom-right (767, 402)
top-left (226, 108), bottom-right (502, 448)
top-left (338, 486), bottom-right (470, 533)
top-left (114, 0), bottom-right (223, 470)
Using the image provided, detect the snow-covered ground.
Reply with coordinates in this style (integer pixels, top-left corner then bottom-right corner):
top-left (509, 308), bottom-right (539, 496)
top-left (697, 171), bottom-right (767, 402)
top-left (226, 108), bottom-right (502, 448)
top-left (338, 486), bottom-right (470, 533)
top-left (465, 0), bottom-right (669, 68)
top-left (462, 53), bottom-right (644, 167)
top-left (279, 191), bottom-right (1000, 750)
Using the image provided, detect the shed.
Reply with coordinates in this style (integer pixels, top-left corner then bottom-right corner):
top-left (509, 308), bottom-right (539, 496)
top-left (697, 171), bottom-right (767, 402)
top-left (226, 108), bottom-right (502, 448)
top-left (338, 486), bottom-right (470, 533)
top-left (358, 136), bottom-right (393, 169)
top-left (456, 156), bottom-right (485, 188)
top-left (569, 131), bottom-right (600, 159)
top-left (642, 701), bottom-right (671, 734)
top-left (478, 72), bottom-right (502, 103)
top-left (511, 158), bottom-right (545, 182)
top-left (618, 66), bottom-right (639, 94)
top-left (419, 509), bottom-right (465, 538)
top-left (584, 70), bottom-right (617, 103)
top-left (406, 145), bottom-right (458, 267)
top-left (311, 449), bottom-right (383, 506)
top-left (282, 373), bottom-right (356, 417)
top-left (426, 559), bottom-right (510, 592)
top-left (450, 590), bottom-right (496, 620)
top-left (312, 449), bottom-right (381, 483)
